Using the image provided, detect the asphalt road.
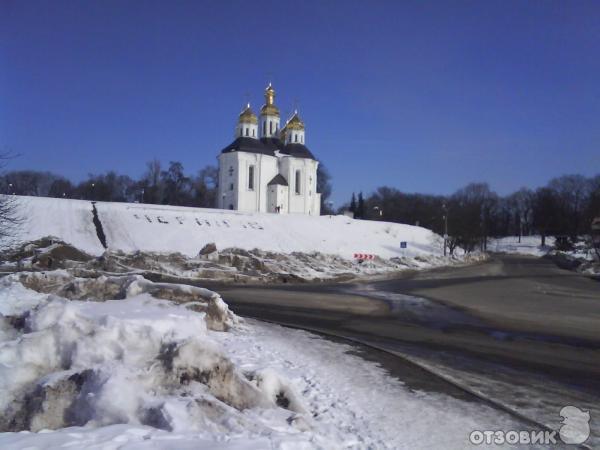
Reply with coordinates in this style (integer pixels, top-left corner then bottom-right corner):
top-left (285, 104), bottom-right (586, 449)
top-left (212, 254), bottom-right (600, 439)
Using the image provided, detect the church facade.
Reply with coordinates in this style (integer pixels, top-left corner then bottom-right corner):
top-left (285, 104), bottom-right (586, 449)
top-left (217, 84), bottom-right (321, 215)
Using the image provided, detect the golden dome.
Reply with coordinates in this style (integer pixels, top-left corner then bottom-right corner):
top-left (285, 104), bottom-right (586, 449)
top-left (260, 104), bottom-right (280, 116)
top-left (285, 111), bottom-right (305, 130)
top-left (238, 104), bottom-right (258, 124)
top-left (260, 83), bottom-right (280, 116)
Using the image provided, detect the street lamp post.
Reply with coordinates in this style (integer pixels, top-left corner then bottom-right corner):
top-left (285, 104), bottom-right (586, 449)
top-left (442, 203), bottom-right (448, 257)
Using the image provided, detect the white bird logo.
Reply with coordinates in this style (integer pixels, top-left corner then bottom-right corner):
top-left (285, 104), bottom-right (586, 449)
top-left (559, 405), bottom-right (590, 444)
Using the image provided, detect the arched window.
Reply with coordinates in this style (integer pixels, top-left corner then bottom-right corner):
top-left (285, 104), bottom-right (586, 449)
top-left (252, 129), bottom-right (255, 137)
top-left (294, 134), bottom-right (298, 143)
top-left (269, 121), bottom-right (273, 135)
top-left (295, 170), bottom-right (301, 195)
top-left (245, 128), bottom-right (249, 136)
top-left (248, 165), bottom-right (255, 190)
top-left (263, 121), bottom-right (266, 135)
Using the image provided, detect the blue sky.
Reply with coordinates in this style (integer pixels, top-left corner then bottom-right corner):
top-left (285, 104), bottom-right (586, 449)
top-left (1, 0), bottom-right (599, 206)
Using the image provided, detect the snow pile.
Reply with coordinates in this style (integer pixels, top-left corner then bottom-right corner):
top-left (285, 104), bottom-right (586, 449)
top-left (0, 276), bottom-right (310, 443)
top-left (11, 195), bottom-right (446, 260)
top-left (9, 271), bottom-right (237, 331)
top-left (488, 236), bottom-right (554, 257)
top-left (0, 276), bottom-right (525, 449)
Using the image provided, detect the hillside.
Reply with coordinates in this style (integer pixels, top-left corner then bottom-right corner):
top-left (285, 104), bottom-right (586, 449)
top-left (10, 195), bottom-right (445, 260)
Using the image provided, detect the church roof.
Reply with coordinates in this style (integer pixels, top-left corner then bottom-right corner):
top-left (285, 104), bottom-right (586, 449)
top-left (267, 174), bottom-right (288, 186)
top-left (220, 137), bottom-right (276, 156)
top-left (220, 137), bottom-right (316, 160)
top-left (281, 143), bottom-right (315, 159)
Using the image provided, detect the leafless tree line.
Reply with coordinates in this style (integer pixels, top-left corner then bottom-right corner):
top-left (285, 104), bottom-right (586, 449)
top-left (343, 174), bottom-right (600, 253)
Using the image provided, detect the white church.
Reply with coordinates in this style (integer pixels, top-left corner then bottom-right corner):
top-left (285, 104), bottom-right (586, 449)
top-left (217, 84), bottom-right (321, 216)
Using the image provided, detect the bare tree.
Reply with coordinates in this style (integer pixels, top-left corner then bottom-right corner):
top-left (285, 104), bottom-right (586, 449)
top-left (0, 154), bottom-right (22, 248)
top-left (142, 159), bottom-right (163, 204)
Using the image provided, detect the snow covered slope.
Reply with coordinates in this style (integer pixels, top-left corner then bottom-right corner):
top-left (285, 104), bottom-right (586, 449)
top-left (10, 196), bottom-right (444, 260)
top-left (9, 196), bottom-right (104, 255)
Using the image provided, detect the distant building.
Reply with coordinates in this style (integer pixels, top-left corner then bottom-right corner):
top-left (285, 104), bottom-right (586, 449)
top-left (217, 84), bottom-right (320, 215)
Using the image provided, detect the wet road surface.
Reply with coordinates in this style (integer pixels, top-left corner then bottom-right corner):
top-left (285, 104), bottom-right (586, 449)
top-left (208, 254), bottom-right (600, 444)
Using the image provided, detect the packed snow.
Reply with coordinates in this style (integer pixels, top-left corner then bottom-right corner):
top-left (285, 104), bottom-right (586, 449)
top-left (0, 273), bottom-right (525, 449)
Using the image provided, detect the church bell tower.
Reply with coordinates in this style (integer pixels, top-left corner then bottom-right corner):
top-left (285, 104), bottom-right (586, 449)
top-left (259, 83), bottom-right (280, 138)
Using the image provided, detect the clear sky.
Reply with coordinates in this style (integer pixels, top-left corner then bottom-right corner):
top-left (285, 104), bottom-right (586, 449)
top-left (1, 0), bottom-right (599, 206)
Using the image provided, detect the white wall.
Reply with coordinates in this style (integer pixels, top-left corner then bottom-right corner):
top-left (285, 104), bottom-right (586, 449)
top-left (219, 151), bottom-right (319, 215)
top-left (222, 152), bottom-right (278, 213)
top-left (286, 129), bottom-right (305, 144)
top-left (267, 184), bottom-right (289, 213)
top-left (218, 152), bottom-right (240, 210)
top-left (279, 157), bottom-right (319, 215)
top-left (259, 114), bottom-right (281, 138)
top-left (235, 122), bottom-right (258, 139)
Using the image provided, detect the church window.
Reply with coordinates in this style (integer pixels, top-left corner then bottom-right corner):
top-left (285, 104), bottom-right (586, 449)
top-left (248, 165), bottom-right (255, 190)
top-left (295, 134), bottom-right (298, 143)
top-left (228, 166), bottom-right (234, 176)
top-left (263, 121), bottom-right (266, 135)
top-left (252, 129), bottom-right (255, 137)
top-left (295, 170), bottom-right (301, 194)
top-left (245, 128), bottom-right (249, 137)
top-left (269, 121), bottom-right (273, 135)
top-left (229, 183), bottom-right (234, 191)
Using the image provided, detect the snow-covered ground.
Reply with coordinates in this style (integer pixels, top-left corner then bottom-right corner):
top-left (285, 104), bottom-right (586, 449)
top-left (0, 273), bottom-right (525, 449)
top-left (11, 195), bottom-right (445, 260)
top-left (489, 235), bottom-right (599, 276)
top-left (488, 236), bottom-right (554, 257)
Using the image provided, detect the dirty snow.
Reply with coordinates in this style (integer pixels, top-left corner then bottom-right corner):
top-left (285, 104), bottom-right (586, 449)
top-left (0, 273), bottom-right (525, 449)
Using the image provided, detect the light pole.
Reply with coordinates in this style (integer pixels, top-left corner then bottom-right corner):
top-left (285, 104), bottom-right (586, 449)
top-left (442, 203), bottom-right (448, 257)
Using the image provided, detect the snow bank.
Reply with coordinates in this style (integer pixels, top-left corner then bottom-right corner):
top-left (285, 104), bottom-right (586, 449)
top-left (488, 236), bottom-right (554, 257)
top-left (9, 195), bottom-right (444, 260)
